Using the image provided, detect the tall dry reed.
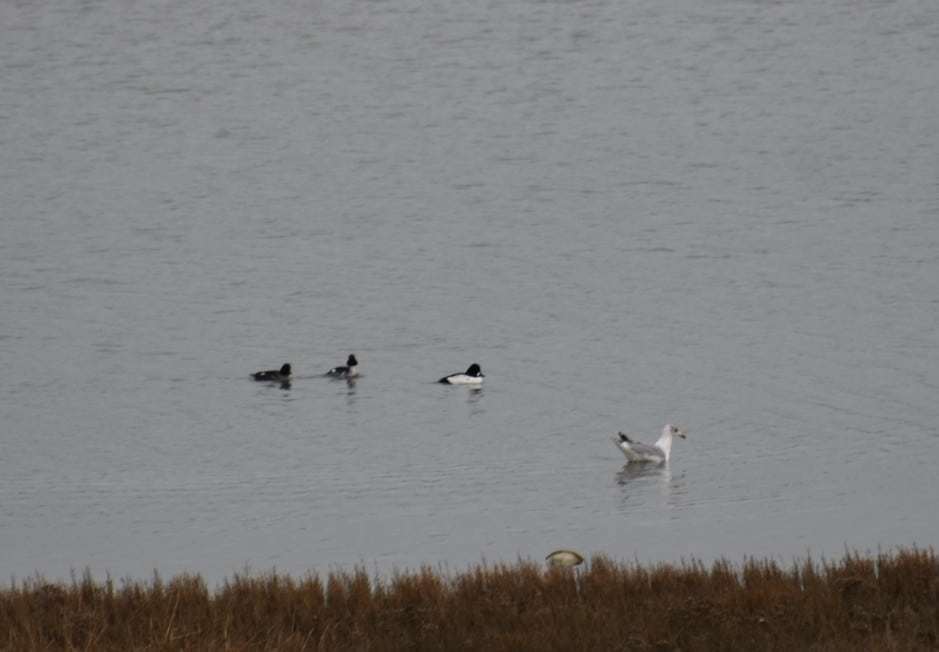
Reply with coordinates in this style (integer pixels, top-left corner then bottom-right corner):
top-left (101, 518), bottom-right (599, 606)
top-left (1, 548), bottom-right (937, 650)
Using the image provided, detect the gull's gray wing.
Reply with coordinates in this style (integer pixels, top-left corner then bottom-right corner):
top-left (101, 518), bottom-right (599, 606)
top-left (624, 441), bottom-right (665, 461)
top-left (613, 433), bottom-right (666, 463)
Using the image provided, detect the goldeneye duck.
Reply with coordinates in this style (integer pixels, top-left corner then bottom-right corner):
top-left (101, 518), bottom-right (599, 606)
top-left (326, 354), bottom-right (358, 378)
top-left (438, 363), bottom-right (484, 385)
top-left (252, 363), bottom-right (291, 382)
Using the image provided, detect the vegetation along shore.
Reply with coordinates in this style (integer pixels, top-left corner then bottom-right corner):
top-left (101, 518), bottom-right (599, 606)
top-left (2, 548), bottom-right (937, 650)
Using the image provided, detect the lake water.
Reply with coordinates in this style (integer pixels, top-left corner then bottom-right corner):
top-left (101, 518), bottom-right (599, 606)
top-left (2, 0), bottom-right (938, 585)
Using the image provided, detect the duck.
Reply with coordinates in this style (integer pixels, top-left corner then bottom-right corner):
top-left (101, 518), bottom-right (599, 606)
top-left (326, 354), bottom-right (358, 378)
top-left (612, 424), bottom-right (687, 464)
top-left (438, 363), bottom-right (484, 385)
top-left (251, 363), bottom-right (292, 382)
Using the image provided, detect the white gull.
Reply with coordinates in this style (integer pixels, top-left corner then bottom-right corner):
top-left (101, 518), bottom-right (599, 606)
top-left (612, 424), bottom-right (687, 464)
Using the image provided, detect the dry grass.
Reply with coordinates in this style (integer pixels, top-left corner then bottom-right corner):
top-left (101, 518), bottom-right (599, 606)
top-left (2, 548), bottom-right (937, 650)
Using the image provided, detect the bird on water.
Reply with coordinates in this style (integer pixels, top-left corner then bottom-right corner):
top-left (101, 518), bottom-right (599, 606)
top-left (612, 424), bottom-right (687, 464)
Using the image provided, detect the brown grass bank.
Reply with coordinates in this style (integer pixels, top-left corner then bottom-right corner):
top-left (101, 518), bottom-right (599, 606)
top-left (2, 548), bottom-right (938, 651)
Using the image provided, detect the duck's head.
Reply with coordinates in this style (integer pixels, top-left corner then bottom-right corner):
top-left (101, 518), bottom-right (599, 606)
top-left (280, 363), bottom-right (292, 376)
top-left (466, 363), bottom-right (483, 377)
top-left (347, 354), bottom-right (358, 367)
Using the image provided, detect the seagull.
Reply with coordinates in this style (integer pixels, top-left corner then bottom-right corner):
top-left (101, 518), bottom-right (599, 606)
top-left (612, 424), bottom-right (687, 464)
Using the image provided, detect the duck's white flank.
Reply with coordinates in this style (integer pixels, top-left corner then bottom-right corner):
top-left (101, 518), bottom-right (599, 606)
top-left (444, 374), bottom-right (482, 385)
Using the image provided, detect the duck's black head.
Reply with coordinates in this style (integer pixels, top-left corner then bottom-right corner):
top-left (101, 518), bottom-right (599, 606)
top-left (280, 363), bottom-right (292, 375)
top-left (466, 363), bottom-right (483, 377)
top-left (347, 354), bottom-right (358, 367)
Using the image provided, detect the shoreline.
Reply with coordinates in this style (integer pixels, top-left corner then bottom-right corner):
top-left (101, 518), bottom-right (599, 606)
top-left (3, 547), bottom-right (937, 650)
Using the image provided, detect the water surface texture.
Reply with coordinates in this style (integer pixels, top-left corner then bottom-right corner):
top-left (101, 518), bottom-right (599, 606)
top-left (3, 0), bottom-right (938, 583)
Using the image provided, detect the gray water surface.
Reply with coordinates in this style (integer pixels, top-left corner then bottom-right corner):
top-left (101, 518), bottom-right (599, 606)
top-left (2, 0), bottom-right (938, 584)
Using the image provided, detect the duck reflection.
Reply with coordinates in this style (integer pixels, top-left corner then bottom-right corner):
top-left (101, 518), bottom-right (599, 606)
top-left (466, 386), bottom-right (484, 417)
top-left (343, 376), bottom-right (358, 408)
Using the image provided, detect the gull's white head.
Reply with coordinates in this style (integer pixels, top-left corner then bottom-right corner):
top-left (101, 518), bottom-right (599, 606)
top-left (663, 424), bottom-right (687, 439)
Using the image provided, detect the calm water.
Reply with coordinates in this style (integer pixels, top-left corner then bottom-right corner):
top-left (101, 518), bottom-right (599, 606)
top-left (2, 0), bottom-right (938, 584)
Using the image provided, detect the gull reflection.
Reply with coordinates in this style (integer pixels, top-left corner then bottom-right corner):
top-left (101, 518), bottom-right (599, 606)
top-left (616, 462), bottom-right (670, 488)
top-left (615, 463), bottom-right (685, 511)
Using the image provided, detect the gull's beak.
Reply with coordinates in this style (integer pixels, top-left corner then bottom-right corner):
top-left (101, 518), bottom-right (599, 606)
top-left (676, 427), bottom-right (687, 439)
